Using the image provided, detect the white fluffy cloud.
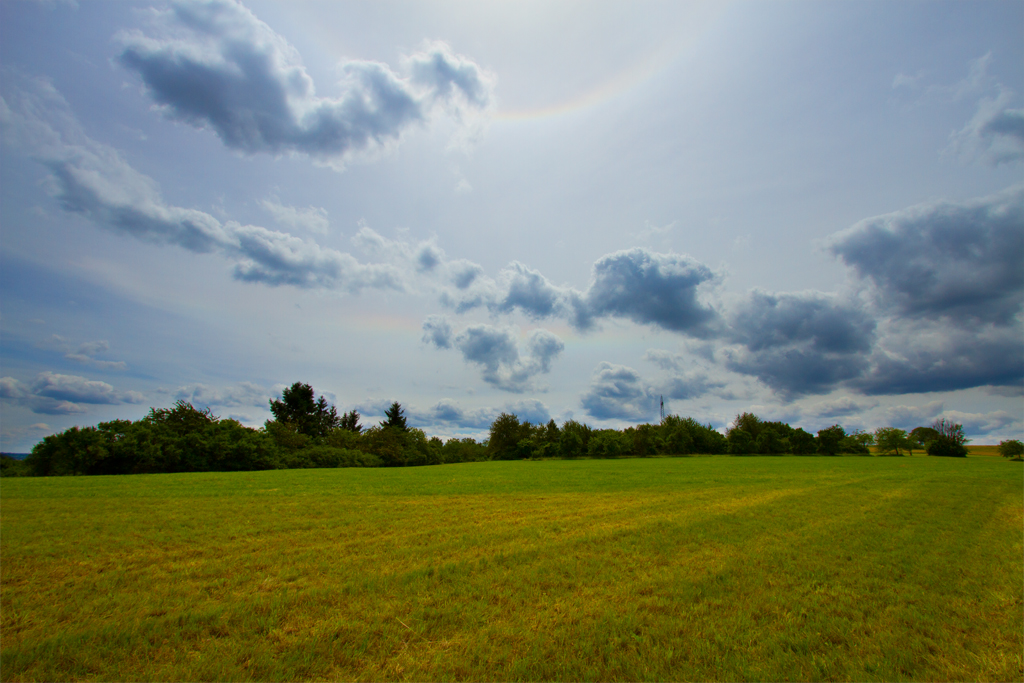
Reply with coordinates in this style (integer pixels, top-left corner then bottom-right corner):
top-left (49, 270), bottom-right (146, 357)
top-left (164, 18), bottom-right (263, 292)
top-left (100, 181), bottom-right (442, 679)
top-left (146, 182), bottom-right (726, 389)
top-left (259, 199), bottom-right (330, 234)
top-left (48, 336), bottom-right (128, 371)
top-left (172, 382), bottom-right (271, 409)
top-left (953, 91), bottom-right (1024, 165)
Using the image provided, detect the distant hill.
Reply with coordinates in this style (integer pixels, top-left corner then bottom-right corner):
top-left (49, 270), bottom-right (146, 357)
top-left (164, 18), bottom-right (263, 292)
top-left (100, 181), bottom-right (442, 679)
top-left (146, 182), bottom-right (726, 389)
top-left (1, 453), bottom-right (30, 460)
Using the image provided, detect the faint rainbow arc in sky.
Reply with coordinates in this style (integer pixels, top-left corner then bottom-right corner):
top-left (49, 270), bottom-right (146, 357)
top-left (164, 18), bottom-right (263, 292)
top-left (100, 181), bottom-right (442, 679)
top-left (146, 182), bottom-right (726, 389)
top-left (491, 2), bottom-right (725, 124)
top-left (493, 44), bottom-right (681, 124)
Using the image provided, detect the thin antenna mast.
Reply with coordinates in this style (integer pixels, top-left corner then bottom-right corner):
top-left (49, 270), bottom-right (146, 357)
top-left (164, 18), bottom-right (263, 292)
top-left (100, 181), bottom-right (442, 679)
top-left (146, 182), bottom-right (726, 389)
top-left (660, 395), bottom-right (665, 422)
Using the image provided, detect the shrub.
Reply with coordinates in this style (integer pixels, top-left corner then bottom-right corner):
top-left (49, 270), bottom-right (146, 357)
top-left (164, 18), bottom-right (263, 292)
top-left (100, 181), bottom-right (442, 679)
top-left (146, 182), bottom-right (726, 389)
top-left (926, 418), bottom-right (968, 458)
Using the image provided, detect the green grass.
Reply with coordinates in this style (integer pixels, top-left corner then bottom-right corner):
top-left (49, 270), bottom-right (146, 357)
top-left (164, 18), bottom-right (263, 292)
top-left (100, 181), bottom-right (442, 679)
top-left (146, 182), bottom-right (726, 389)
top-left (2, 456), bottom-right (1021, 681)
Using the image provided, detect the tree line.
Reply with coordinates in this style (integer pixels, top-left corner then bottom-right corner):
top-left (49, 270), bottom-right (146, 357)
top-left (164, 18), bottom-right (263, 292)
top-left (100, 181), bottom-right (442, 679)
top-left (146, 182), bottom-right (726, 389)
top-left (3, 381), bottom-right (1019, 477)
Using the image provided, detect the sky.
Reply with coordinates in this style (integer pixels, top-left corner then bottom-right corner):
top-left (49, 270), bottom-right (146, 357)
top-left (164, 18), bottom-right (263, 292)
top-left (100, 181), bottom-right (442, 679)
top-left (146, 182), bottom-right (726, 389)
top-left (1, 0), bottom-right (1022, 452)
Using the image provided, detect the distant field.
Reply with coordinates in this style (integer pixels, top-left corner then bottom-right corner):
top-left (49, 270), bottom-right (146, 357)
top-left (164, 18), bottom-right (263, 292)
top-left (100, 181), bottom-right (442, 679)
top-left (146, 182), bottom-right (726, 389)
top-left (867, 444), bottom-right (1008, 456)
top-left (966, 444), bottom-right (1006, 456)
top-left (2, 456), bottom-right (1021, 681)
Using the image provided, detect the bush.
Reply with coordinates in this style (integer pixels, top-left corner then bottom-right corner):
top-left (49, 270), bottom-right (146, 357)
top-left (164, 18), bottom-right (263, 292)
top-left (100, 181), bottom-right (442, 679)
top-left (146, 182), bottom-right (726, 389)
top-left (0, 455), bottom-right (30, 477)
top-left (926, 419), bottom-right (968, 458)
top-left (728, 429), bottom-right (755, 455)
top-left (284, 446), bottom-right (380, 468)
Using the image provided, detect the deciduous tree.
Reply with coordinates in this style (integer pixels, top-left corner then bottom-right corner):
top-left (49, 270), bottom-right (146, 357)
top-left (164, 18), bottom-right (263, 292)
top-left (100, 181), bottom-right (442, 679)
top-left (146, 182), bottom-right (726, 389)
top-left (998, 439), bottom-right (1023, 459)
top-left (875, 427), bottom-right (910, 456)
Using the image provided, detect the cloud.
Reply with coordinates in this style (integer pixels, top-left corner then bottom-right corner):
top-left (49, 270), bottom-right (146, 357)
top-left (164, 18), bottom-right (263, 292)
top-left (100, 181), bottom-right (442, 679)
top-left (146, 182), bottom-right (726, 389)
top-left (505, 399), bottom-right (552, 425)
top-left (172, 381), bottom-right (270, 409)
top-left (873, 401), bottom-right (945, 429)
top-left (419, 399), bottom-right (498, 429)
top-left (1, 372), bottom-right (144, 415)
top-left (830, 185), bottom-right (1024, 325)
top-left (4, 81), bottom-right (726, 339)
top-left (952, 91), bottom-right (1024, 165)
top-left (823, 185), bottom-right (1024, 396)
top-left (643, 349), bottom-right (686, 372)
top-left (48, 335), bottom-right (128, 370)
top-left (0, 73), bottom-right (404, 293)
top-left (721, 290), bottom-right (876, 399)
top-left (0, 422), bottom-right (53, 454)
top-left (661, 373), bottom-right (724, 401)
top-left (437, 247), bottom-right (722, 338)
top-left (940, 409), bottom-right (1021, 438)
top-left (117, 1), bottom-right (494, 168)
top-left (456, 325), bottom-right (564, 393)
top-left (580, 362), bottom-right (658, 421)
top-left (421, 315), bottom-right (453, 349)
top-left (259, 199), bottom-right (329, 234)
top-left (805, 396), bottom-right (879, 419)
top-left (642, 349), bottom-right (725, 401)
top-left (850, 321), bottom-right (1023, 395)
top-left (578, 249), bottom-right (720, 335)
top-left (494, 262), bottom-right (564, 319)
top-left (893, 53), bottom-right (996, 101)
top-left (425, 321), bottom-right (564, 393)
top-left (893, 52), bottom-right (1021, 164)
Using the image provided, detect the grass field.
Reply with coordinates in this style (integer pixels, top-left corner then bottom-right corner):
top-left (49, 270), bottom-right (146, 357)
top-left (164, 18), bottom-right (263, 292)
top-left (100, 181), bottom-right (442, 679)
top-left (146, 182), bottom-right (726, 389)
top-left (1, 456), bottom-right (1021, 681)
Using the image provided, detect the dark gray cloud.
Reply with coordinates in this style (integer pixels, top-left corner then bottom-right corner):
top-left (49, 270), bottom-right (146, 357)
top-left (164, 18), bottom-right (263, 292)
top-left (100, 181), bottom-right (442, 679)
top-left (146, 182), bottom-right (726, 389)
top-left (118, 1), bottom-right (494, 166)
top-left (728, 291), bottom-right (876, 354)
top-left (823, 185), bottom-right (1024, 396)
top-left (401, 400), bottom-right (497, 430)
top-left (505, 399), bottom-right (551, 425)
top-left (983, 108), bottom-right (1024, 142)
top-left (429, 399), bottom-right (466, 423)
top-left (580, 362), bottom-right (658, 421)
top-left (449, 260), bottom-right (484, 290)
top-left (661, 374), bottom-right (723, 401)
top-left (421, 315), bottom-right (453, 349)
top-left (851, 324), bottom-right (1023, 395)
top-left (424, 320), bottom-right (564, 393)
top-left (416, 244), bottom-right (444, 272)
top-left (830, 185), bottom-right (1024, 325)
top-left (579, 249), bottom-right (720, 335)
top-left (722, 291), bottom-right (875, 399)
top-left (437, 247), bottom-right (722, 339)
top-left (380, 398), bottom-right (548, 432)
top-left (1, 372), bottom-right (144, 415)
top-left (495, 262), bottom-right (563, 318)
top-left (451, 324), bottom-right (564, 393)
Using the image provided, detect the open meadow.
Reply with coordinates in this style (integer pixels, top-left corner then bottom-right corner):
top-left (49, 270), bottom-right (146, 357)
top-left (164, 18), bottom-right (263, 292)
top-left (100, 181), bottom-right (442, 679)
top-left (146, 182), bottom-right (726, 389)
top-left (1, 456), bottom-right (1021, 682)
